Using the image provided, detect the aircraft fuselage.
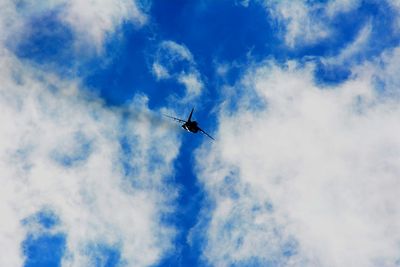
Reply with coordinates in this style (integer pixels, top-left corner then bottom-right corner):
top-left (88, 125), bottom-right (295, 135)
top-left (182, 121), bottom-right (199, 133)
top-left (164, 107), bottom-right (214, 140)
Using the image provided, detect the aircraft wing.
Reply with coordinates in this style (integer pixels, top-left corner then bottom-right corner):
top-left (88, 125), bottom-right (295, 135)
top-left (199, 127), bottom-right (215, 140)
top-left (163, 114), bottom-right (186, 123)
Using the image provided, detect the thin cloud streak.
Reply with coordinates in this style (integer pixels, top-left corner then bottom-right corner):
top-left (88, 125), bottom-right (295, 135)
top-left (152, 40), bottom-right (204, 102)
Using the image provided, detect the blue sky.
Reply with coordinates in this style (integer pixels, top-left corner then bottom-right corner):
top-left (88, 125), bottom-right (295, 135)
top-left (1, 1), bottom-right (400, 266)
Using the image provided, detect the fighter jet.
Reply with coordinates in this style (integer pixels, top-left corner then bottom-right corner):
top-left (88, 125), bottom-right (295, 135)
top-left (164, 108), bottom-right (215, 140)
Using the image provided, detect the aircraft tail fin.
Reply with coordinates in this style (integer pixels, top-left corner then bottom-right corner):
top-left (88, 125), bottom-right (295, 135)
top-left (187, 107), bottom-right (194, 122)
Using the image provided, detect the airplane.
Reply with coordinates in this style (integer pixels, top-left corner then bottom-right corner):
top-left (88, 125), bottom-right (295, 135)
top-left (164, 108), bottom-right (215, 140)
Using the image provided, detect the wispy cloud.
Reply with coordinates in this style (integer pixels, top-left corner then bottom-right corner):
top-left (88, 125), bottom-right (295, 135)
top-left (258, 0), bottom-right (366, 49)
top-left (263, 0), bottom-right (330, 48)
top-left (161, 40), bottom-right (194, 63)
top-left (152, 40), bottom-right (204, 102)
top-left (323, 21), bottom-right (372, 65)
top-left (152, 62), bottom-right (170, 80)
top-left (178, 72), bottom-right (203, 99)
top-left (325, 0), bottom-right (361, 17)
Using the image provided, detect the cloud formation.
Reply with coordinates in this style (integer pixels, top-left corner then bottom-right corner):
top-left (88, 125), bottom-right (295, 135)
top-left (3, 0), bottom-right (146, 53)
top-left (0, 2), bottom-right (179, 266)
top-left (260, 0), bottom-right (367, 49)
top-left (3, 1), bottom-right (400, 266)
top-left (0, 49), bottom-right (180, 266)
top-left (266, 0), bottom-right (330, 48)
top-left (196, 55), bottom-right (400, 267)
top-left (62, 0), bottom-right (146, 52)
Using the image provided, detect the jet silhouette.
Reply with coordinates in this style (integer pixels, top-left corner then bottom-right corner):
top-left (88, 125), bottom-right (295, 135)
top-left (164, 108), bottom-right (215, 140)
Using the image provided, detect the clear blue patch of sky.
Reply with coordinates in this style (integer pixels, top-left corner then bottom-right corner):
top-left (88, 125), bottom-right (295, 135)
top-left (22, 210), bottom-right (66, 267)
top-left (151, 0), bottom-right (277, 62)
top-left (23, 233), bottom-right (66, 267)
top-left (314, 62), bottom-right (352, 85)
top-left (81, 0), bottom-right (279, 109)
top-left (13, 9), bottom-right (75, 71)
top-left (83, 23), bottom-right (160, 106)
top-left (155, 129), bottom-right (209, 267)
top-left (22, 210), bottom-right (122, 267)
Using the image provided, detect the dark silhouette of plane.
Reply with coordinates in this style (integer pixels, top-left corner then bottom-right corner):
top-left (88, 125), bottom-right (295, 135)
top-left (164, 108), bottom-right (215, 140)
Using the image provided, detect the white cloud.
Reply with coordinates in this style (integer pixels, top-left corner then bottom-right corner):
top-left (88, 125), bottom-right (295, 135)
top-left (0, 5), bottom-right (179, 265)
top-left (0, 48), bottom-right (179, 267)
top-left (2, 0), bottom-right (146, 53)
top-left (264, 1), bottom-right (330, 48)
top-left (388, 1), bottom-right (400, 34)
top-left (152, 40), bottom-right (204, 101)
top-left (0, 1), bottom-right (23, 45)
top-left (236, 0), bottom-right (250, 8)
top-left (261, 0), bottom-right (364, 48)
top-left (216, 63), bottom-right (230, 77)
top-left (326, 0), bottom-right (361, 17)
top-left (160, 41), bottom-right (194, 63)
top-left (357, 47), bottom-right (400, 96)
top-left (62, 0), bottom-right (146, 52)
top-left (196, 57), bottom-right (400, 267)
top-left (178, 72), bottom-right (203, 101)
top-left (152, 62), bottom-right (170, 80)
